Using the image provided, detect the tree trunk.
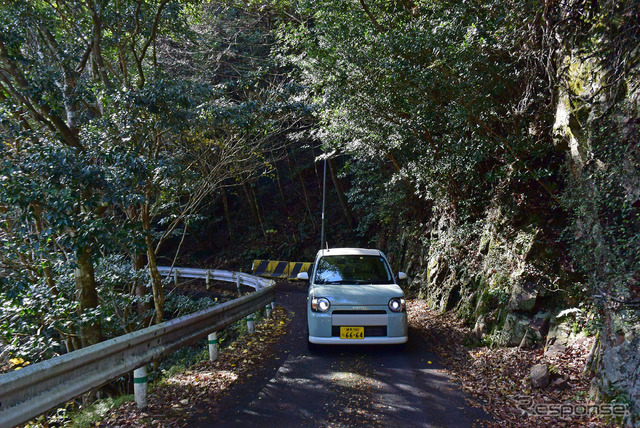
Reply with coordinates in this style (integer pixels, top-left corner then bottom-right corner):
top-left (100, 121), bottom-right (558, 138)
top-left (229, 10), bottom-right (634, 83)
top-left (31, 204), bottom-right (59, 296)
top-left (242, 182), bottom-right (260, 224)
top-left (298, 168), bottom-right (316, 230)
top-left (221, 189), bottom-right (233, 239)
top-left (250, 185), bottom-right (266, 238)
top-left (142, 205), bottom-right (164, 325)
top-left (327, 158), bottom-right (355, 229)
top-left (287, 148), bottom-right (316, 229)
top-left (65, 335), bottom-right (81, 353)
top-left (242, 182), bottom-right (266, 237)
top-left (311, 146), bottom-right (322, 193)
top-left (146, 237), bottom-right (165, 325)
top-left (133, 252), bottom-right (152, 322)
top-left (270, 153), bottom-right (288, 211)
top-left (74, 245), bottom-right (102, 347)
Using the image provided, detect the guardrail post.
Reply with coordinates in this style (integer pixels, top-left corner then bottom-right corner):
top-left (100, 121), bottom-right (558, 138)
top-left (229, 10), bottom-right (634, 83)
top-left (246, 313), bottom-right (255, 333)
top-left (133, 366), bottom-right (148, 409)
top-left (173, 270), bottom-right (178, 286)
top-left (208, 331), bottom-right (218, 361)
top-left (269, 302), bottom-right (276, 318)
top-left (206, 271), bottom-right (211, 290)
top-left (236, 275), bottom-right (241, 296)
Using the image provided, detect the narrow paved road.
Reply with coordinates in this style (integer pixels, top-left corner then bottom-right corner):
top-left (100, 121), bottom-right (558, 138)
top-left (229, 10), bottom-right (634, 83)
top-left (189, 281), bottom-right (487, 427)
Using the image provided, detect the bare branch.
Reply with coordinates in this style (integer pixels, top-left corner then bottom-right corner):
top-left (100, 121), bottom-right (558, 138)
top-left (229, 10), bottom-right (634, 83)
top-left (359, 0), bottom-right (386, 32)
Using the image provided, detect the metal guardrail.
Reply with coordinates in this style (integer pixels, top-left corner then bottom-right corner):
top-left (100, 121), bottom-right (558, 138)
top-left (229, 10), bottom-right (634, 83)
top-left (157, 266), bottom-right (274, 290)
top-left (0, 272), bottom-right (276, 428)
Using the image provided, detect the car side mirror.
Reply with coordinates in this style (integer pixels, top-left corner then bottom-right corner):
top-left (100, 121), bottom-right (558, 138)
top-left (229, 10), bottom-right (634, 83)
top-left (297, 272), bottom-right (309, 281)
top-left (397, 272), bottom-right (407, 281)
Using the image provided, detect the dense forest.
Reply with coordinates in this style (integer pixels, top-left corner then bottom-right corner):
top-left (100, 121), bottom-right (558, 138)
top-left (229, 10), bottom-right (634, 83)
top-left (0, 0), bottom-right (638, 424)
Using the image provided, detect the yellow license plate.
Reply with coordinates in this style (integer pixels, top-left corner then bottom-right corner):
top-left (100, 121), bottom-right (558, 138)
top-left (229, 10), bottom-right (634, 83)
top-left (340, 326), bottom-right (364, 339)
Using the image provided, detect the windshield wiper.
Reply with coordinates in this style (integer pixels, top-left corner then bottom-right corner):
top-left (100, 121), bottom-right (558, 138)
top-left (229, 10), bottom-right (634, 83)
top-left (319, 280), bottom-right (372, 285)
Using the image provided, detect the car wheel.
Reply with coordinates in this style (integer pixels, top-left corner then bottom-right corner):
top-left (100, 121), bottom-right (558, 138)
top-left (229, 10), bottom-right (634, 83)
top-left (305, 322), bottom-right (317, 353)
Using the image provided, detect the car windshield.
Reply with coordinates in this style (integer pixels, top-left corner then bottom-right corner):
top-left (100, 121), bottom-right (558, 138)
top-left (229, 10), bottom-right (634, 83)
top-left (314, 255), bottom-right (394, 285)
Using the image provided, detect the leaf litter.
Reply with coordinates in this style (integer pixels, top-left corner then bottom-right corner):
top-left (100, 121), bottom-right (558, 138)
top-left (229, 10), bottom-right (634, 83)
top-left (96, 306), bottom-right (292, 427)
top-left (407, 299), bottom-right (615, 428)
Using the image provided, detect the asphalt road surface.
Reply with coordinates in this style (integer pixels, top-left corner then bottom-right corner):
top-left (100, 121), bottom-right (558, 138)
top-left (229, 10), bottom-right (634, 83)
top-left (188, 281), bottom-right (487, 427)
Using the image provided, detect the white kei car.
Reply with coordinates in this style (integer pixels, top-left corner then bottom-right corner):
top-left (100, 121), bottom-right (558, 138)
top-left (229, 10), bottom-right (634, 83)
top-left (298, 248), bottom-right (408, 346)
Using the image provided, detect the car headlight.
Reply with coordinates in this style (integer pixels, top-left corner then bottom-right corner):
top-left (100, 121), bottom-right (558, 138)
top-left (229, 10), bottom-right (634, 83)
top-left (311, 297), bottom-right (331, 313)
top-left (388, 297), bottom-right (406, 313)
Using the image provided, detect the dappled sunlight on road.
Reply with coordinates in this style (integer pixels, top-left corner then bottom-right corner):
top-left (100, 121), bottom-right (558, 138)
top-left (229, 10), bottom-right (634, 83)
top-left (166, 369), bottom-right (239, 388)
top-left (223, 329), bottom-right (486, 427)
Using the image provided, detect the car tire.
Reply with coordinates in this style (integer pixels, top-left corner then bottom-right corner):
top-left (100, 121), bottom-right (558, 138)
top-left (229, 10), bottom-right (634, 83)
top-left (305, 321), bottom-right (317, 353)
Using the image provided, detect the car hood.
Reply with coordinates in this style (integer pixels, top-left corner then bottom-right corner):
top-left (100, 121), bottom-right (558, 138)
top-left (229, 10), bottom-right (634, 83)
top-left (311, 283), bottom-right (404, 306)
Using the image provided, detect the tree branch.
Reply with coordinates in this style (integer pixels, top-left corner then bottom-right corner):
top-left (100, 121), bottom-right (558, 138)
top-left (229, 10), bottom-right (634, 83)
top-left (85, 0), bottom-right (112, 89)
top-left (359, 0), bottom-right (386, 32)
top-left (0, 37), bottom-right (83, 150)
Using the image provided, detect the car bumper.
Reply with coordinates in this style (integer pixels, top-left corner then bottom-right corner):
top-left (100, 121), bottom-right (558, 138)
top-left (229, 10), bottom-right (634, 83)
top-left (309, 335), bottom-right (408, 345)
top-left (308, 304), bottom-right (408, 345)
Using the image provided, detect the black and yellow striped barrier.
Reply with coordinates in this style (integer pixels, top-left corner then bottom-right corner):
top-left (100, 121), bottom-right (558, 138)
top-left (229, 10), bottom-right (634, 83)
top-left (252, 260), bottom-right (313, 280)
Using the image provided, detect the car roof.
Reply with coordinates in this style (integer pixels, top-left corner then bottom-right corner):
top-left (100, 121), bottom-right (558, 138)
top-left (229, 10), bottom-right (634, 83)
top-left (316, 248), bottom-right (383, 258)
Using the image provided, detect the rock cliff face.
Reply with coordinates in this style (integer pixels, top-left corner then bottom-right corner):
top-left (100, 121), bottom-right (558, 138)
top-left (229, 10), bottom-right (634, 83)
top-left (392, 5), bottom-right (639, 422)
top-left (554, 42), bottom-right (640, 423)
top-left (398, 198), bottom-right (563, 349)
top-left (397, 186), bottom-right (638, 423)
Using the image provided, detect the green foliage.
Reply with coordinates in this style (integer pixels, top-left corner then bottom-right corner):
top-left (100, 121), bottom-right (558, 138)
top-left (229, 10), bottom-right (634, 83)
top-left (558, 0), bottom-right (640, 313)
top-left (0, 256), bottom-right (137, 361)
top-left (154, 345), bottom-right (209, 383)
top-left (0, 0), bottom-right (298, 358)
top-left (562, 134), bottom-right (640, 309)
top-left (279, 0), bottom-right (557, 240)
top-left (0, 252), bottom-right (223, 362)
top-left (342, 157), bottom-right (412, 240)
top-left (0, 0), bottom-right (206, 351)
top-left (66, 395), bottom-right (134, 428)
top-left (0, 280), bottom-right (74, 361)
top-left (94, 256), bottom-right (154, 334)
top-left (164, 292), bottom-right (219, 319)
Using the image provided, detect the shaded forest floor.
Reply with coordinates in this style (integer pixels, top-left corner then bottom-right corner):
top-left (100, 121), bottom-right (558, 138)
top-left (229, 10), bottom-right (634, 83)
top-left (408, 300), bottom-right (613, 427)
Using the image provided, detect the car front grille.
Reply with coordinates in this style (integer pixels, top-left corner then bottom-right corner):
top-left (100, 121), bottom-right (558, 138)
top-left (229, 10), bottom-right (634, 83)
top-left (332, 310), bottom-right (387, 315)
top-left (331, 326), bottom-right (387, 337)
